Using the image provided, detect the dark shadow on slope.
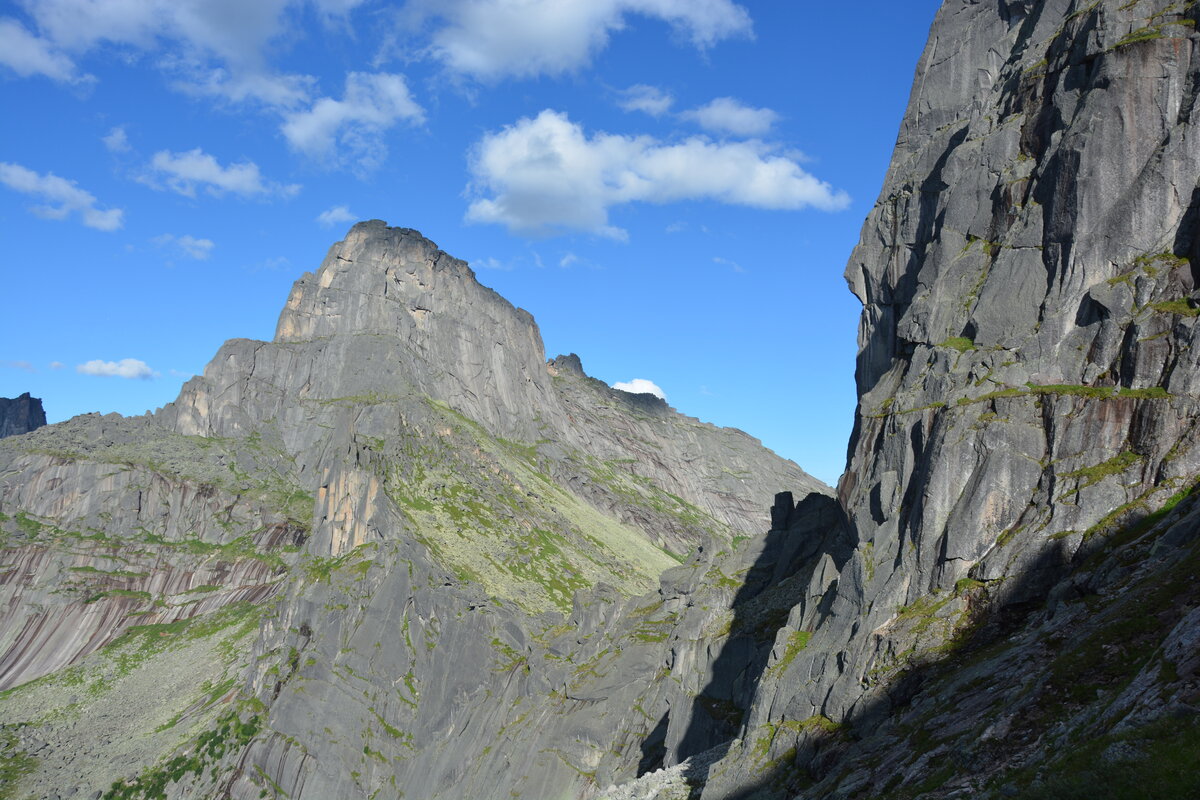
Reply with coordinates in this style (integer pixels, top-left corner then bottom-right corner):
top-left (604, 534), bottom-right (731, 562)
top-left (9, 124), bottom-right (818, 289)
top-left (693, 493), bottom-right (1200, 800)
top-left (661, 491), bottom-right (853, 788)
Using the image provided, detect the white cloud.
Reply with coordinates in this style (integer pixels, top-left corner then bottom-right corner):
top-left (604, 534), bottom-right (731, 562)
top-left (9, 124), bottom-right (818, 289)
top-left (49, 361), bottom-right (65, 369)
top-left (316, 205), bottom-right (357, 227)
top-left (559, 252), bottom-right (578, 268)
top-left (0, 162), bottom-right (124, 230)
top-left (613, 378), bottom-right (666, 400)
top-left (713, 256), bottom-right (744, 272)
top-left (682, 96), bottom-right (779, 136)
top-left (102, 126), bottom-right (130, 153)
top-left (2, 360), bottom-right (36, 373)
top-left (281, 72), bottom-right (423, 171)
top-left (0, 17), bottom-right (80, 82)
top-left (146, 148), bottom-right (300, 198)
top-left (617, 84), bottom-right (673, 116)
top-left (153, 233), bottom-right (215, 260)
top-left (474, 256), bottom-right (512, 271)
top-left (11, 0), bottom-right (309, 107)
top-left (467, 110), bottom-right (850, 238)
top-left (407, 0), bottom-right (752, 80)
top-left (77, 358), bottom-right (157, 379)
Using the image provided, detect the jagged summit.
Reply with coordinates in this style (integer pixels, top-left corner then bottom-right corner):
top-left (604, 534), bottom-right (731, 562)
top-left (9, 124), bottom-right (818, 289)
top-left (276, 221), bottom-right (540, 356)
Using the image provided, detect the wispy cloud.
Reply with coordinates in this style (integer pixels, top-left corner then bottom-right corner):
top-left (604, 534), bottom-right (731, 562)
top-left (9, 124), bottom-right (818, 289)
top-left (404, 0), bottom-right (752, 80)
top-left (474, 256), bottom-right (513, 271)
top-left (316, 205), bottom-right (357, 227)
top-left (8, 0), bottom-right (310, 107)
top-left (0, 161), bottom-right (123, 230)
top-left (617, 84), bottom-right (674, 116)
top-left (0, 17), bottom-right (82, 82)
top-left (467, 110), bottom-right (850, 239)
top-left (102, 126), bottom-right (130, 153)
top-left (713, 256), bottom-right (745, 272)
top-left (1, 360), bottom-right (35, 373)
top-left (153, 233), bottom-right (215, 260)
top-left (77, 358), bottom-right (157, 379)
top-left (681, 96), bottom-right (779, 136)
top-left (144, 148), bottom-right (300, 199)
top-left (281, 72), bottom-right (424, 172)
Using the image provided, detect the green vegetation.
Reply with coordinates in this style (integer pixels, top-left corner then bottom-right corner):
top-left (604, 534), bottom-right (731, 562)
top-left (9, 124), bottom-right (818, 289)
top-left (1149, 298), bottom-right (1199, 317)
top-left (1112, 25), bottom-right (1164, 48)
top-left (771, 630), bottom-right (812, 673)
top-left (1063, 450), bottom-right (1144, 491)
top-left (940, 336), bottom-right (975, 353)
top-left (1015, 717), bottom-right (1200, 800)
top-left (101, 711), bottom-right (261, 799)
top-left (0, 728), bottom-right (37, 800)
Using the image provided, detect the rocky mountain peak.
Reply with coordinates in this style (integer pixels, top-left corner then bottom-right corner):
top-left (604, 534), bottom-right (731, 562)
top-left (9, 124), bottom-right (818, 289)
top-left (275, 221), bottom-right (541, 358)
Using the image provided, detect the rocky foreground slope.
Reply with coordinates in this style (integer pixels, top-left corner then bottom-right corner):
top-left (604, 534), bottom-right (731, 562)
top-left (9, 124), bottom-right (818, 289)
top-left (0, 222), bottom-right (824, 799)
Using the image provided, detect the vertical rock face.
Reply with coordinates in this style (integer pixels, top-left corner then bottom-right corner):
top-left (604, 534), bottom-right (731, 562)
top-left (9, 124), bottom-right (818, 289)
top-left (672, 1), bottom-right (1200, 797)
top-left (0, 393), bottom-right (46, 438)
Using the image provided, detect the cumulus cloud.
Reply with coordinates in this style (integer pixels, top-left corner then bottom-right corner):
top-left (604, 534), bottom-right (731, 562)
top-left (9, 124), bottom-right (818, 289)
top-left (316, 205), bottom-right (357, 227)
top-left (406, 0), bottom-right (752, 80)
top-left (77, 358), bottom-right (158, 379)
top-left (613, 378), bottom-right (666, 400)
top-left (153, 233), bottom-right (215, 260)
top-left (145, 148), bottom-right (299, 198)
top-left (102, 126), bottom-right (130, 153)
top-left (0, 17), bottom-right (81, 82)
top-left (281, 72), bottom-right (424, 171)
top-left (617, 84), bottom-right (673, 116)
top-left (467, 110), bottom-right (850, 238)
top-left (0, 162), bottom-right (124, 230)
top-left (682, 96), bottom-right (778, 136)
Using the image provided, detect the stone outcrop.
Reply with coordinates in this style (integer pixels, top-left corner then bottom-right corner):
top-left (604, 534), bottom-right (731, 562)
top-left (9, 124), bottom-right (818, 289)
top-left (0, 393), bottom-right (45, 439)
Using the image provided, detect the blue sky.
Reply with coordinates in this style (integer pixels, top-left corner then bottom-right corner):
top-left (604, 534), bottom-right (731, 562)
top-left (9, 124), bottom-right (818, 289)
top-left (0, 0), bottom-right (941, 486)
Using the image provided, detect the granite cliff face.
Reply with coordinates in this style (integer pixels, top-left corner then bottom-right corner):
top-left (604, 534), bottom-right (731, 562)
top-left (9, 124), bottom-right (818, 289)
top-left (0, 394), bottom-right (45, 439)
top-left (612, 0), bottom-right (1200, 797)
